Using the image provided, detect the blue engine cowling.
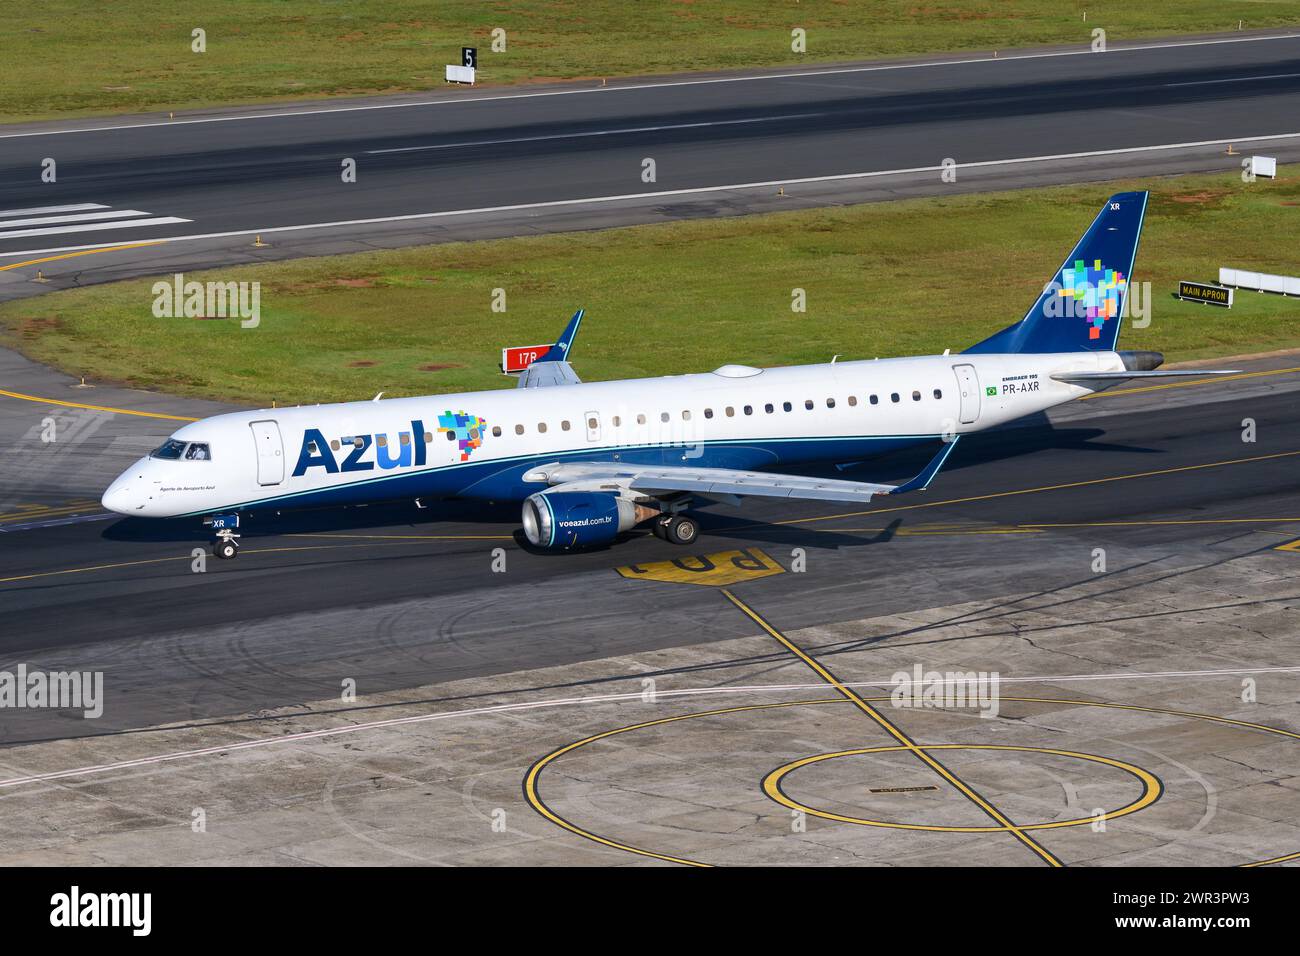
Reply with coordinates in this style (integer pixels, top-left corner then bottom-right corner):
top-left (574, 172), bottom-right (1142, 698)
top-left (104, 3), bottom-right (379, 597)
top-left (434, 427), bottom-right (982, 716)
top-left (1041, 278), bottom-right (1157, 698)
top-left (522, 492), bottom-right (647, 550)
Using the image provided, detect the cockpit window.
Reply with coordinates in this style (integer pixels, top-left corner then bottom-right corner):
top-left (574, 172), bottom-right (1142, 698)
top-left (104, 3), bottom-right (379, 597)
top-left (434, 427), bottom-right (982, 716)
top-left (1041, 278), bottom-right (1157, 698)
top-left (151, 439), bottom-right (211, 461)
top-left (151, 439), bottom-right (187, 460)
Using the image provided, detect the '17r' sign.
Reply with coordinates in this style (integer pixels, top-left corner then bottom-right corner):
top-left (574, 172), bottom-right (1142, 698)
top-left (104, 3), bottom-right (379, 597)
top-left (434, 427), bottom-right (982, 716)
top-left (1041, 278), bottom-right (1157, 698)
top-left (501, 344), bottom-right (551, 373)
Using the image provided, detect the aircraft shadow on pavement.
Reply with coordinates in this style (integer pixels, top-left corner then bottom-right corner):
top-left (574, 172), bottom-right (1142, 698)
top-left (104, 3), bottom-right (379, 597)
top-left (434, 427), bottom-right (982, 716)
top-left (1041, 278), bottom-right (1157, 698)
top-left (100, 498), bottom-right (520, 545)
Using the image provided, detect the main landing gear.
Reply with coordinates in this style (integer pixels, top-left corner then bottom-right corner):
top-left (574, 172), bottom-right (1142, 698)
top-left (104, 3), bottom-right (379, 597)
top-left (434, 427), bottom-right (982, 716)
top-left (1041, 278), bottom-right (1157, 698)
top-left (650, 513), bottom-right (699, 545)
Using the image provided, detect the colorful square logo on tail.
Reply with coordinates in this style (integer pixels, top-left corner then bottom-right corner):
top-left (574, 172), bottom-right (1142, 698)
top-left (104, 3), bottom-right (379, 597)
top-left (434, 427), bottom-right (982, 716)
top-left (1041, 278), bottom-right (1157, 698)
top-left (437, 410), bottom-right (488, 461)
top-left (1058, 258), bottom-right (1127, 340)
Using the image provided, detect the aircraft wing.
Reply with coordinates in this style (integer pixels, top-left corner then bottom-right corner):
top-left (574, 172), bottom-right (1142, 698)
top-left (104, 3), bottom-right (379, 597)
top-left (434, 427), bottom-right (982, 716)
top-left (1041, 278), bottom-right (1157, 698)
top-left (516, 309), bottom-right (584, 388)
top-left (522, 438), bottom-right (959, 504)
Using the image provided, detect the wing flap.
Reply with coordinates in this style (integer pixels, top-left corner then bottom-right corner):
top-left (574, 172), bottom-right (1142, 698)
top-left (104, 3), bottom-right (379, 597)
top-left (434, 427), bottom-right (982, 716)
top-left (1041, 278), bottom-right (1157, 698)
top-left (523, 439), bottom-right (959, 505)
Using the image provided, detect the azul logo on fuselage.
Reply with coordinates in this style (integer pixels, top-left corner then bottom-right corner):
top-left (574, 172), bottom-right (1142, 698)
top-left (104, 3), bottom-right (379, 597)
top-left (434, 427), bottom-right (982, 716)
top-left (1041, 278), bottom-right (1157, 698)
top-left (293, 419), bottom-right (429, 476)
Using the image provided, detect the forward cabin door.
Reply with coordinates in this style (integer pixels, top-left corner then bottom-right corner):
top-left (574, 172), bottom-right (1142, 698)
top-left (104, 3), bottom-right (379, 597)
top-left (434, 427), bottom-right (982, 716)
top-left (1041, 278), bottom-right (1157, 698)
top-left (584, 410), bottom-right (601, 442)
top-left (953, 364), bottom-right (981, 424)
top-left (249, 420), bottom-right (285, 485)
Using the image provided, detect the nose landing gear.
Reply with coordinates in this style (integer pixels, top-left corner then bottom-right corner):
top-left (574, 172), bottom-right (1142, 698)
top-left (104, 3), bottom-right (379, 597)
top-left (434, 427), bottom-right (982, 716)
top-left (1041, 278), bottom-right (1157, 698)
top-left (205, 513), bottom-right (242, 560)
top-left (213, 530), bottom-right (240, 560)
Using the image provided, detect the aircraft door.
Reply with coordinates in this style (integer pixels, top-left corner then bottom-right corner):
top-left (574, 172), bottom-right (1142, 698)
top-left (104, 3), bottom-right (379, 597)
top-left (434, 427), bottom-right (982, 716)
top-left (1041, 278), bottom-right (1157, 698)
top-left (249, 420), bottom-right (285, 485)
top-left (953, 364), bottom-right (981, 424)
top-left (584, 410), bottom-right (601, 442)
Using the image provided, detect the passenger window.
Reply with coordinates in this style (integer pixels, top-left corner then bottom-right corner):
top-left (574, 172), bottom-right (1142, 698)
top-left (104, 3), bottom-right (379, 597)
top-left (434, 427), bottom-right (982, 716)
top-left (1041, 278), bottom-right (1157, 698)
top-left (933, 389), bottom-right (943, 400)
top-left (399, 433), bottom-right (411, 446)
top-left (744, 406), bottom-right (753, 415)
top-left (376, 435), bottom-right (388, 447)
top-left (515, 424), bottom-right (524, 435)
top-left (682, 410), bottom-right (691, 421)
top-left (804, 400), bottom-right (814, 410)
top-left (330, 439), bottom-right (341, 451)
top-left (306, 441), bottom-right (318, 454)
top-left (765, 403), bottom-right (774, 414)
top-left (354, 437), bottom-right (365, 448)
top-left (538, 422), bottom-right (547, 433)
top-left (661, 412), bottom-right (670, 423)
top-left (891, 393), bottom-right (900, 403)
top-left (588, 417), bottom-right (598, 430)
top-left (783, 402), bottom-right (792, 412)
top-left (424, 431), bottom-right (433, 443)
top-left (848, 395), bottom-right (858, 406)
top-left (826, 398), bottom-right (836, 409)
top-left (869, 395), bottom-right (878, 405)
top-left (912, 390), bottom-right (921, 402)
top-left (704, 408), bottom-right (713, 419)
top-left (725, 407), bottom-right (735, 417)
top-left (637, 414), bottom-right (646, 425)
top-left (492, 426), bottom-right (502, 437)
top-left (612, 416), bottom-right (621, 427)
top-left (445, 430), bottom-right (456, 441)
top-left (561, 420), bottom-right (571, 431)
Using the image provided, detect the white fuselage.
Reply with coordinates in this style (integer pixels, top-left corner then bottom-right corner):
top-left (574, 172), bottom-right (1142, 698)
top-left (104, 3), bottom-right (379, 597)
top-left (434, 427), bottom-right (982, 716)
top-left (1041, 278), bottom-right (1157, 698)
top-left (101, 350), bottom-right (1125, 519)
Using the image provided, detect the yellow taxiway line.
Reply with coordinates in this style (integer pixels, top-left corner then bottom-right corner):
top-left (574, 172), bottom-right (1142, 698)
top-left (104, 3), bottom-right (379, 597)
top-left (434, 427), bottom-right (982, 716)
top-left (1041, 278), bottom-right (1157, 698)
top-left (720, 588), bottom-right (1064, 866)
top-left (1081, 365), bottom-right (1300, 399)
top-left (778, 448), bottom-right (1300, 527)
top-left (0, 388), bottom-right (198, 422)
top-left (0, 240), bottom-right (166, 273)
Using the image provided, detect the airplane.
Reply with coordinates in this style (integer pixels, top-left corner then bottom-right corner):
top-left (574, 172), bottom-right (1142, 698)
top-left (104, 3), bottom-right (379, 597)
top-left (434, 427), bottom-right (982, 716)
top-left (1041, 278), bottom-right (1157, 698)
top-left (102, 190), bottom-right (1235, 557)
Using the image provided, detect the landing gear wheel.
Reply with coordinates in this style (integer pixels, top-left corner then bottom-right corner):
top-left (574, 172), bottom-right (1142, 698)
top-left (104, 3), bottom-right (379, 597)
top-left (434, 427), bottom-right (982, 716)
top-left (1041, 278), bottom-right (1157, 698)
top-left (665, 515), bottom-right (699, 546)
top-left (214, 538), bottom-right (239, 560)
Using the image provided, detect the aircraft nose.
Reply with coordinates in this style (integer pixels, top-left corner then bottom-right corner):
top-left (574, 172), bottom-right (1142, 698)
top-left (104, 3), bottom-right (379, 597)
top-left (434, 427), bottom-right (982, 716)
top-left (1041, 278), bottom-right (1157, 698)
top-left (101, 478), bottom-right (135, 515)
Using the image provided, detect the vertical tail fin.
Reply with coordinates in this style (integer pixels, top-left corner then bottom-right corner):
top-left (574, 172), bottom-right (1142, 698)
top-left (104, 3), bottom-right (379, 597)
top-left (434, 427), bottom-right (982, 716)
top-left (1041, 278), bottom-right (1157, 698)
top-left (965, 191), bottom-right (1148, 354)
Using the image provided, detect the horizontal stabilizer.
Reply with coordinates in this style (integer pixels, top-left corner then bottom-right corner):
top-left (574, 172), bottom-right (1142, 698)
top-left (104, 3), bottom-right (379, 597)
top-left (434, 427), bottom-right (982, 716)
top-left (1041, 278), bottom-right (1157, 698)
top-left (517, 308), bottom-right (584, 388)
top-left (1052, 369), bottom-right (1239, 384)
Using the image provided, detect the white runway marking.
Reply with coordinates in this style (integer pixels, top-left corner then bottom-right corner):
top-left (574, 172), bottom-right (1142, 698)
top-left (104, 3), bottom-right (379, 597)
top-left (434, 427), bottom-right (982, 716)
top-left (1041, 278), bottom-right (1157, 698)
top-left (2, 130), bottom-right (1297, 259)
top-left (0, 203), bottom-right (108, 217)
top-left (366, 113), bottom-right (827, 154)
top-left (2, 33), bottom-right (1297, 140)
top-left (0, 203), bottom-right (192, 242)
top-left (1165, 72), bottom-right (1300, 88)
top-left (0, 209), bottom-right (156, 229)
top-left (0, 216), bottom-right (190, 240)
top-left (0, 665), bottom-right (1296, 792)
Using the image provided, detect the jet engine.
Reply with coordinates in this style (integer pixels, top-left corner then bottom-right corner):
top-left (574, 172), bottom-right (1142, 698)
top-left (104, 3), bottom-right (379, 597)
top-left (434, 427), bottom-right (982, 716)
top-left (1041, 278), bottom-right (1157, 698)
top-left (521, 492), bottom-right (656, 550)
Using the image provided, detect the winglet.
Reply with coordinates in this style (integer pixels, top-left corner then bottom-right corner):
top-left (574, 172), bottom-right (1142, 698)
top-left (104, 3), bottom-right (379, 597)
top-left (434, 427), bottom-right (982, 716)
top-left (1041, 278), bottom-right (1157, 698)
top-left (886, 437), bottom-right (961, 495)
top-left (535, 309), bottom-right (584, 363)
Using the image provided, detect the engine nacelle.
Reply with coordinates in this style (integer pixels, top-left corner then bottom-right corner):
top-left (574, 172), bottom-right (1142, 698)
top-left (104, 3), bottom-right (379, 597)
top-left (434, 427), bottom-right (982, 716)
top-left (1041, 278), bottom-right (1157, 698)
top-left (521, 492), bottom-right (654, 550)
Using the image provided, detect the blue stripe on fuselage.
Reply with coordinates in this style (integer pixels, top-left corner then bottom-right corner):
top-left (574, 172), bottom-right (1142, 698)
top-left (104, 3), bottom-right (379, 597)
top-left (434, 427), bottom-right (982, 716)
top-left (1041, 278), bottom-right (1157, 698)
top-left (178, 432), bottom-right (936, 517)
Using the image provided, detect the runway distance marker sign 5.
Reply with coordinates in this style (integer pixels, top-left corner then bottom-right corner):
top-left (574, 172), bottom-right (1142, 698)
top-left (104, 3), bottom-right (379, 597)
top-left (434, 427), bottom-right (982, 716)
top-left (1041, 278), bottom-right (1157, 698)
top-left (616, 547), bottom-right (785, 586)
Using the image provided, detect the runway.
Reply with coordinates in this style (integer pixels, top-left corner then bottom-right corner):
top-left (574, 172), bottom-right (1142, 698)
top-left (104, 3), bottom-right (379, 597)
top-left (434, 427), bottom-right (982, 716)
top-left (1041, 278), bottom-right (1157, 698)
top-left (2, 32), bottom-right (1300, 295)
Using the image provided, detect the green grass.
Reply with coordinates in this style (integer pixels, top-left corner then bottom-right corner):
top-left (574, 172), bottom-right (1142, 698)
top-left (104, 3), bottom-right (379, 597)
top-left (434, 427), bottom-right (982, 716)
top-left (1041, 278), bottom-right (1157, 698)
top-left (2, 2), bottom-right (1298, 122)
top-left (2, 168), bottom-right (1298, 407)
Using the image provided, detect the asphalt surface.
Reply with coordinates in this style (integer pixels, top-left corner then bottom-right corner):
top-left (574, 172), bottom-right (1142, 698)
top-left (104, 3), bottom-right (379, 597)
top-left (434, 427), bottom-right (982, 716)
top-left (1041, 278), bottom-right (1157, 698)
top-left (1, 32), bottom-right (1299, 295)
top-left (2, 351), bottom-right (1297, 746)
